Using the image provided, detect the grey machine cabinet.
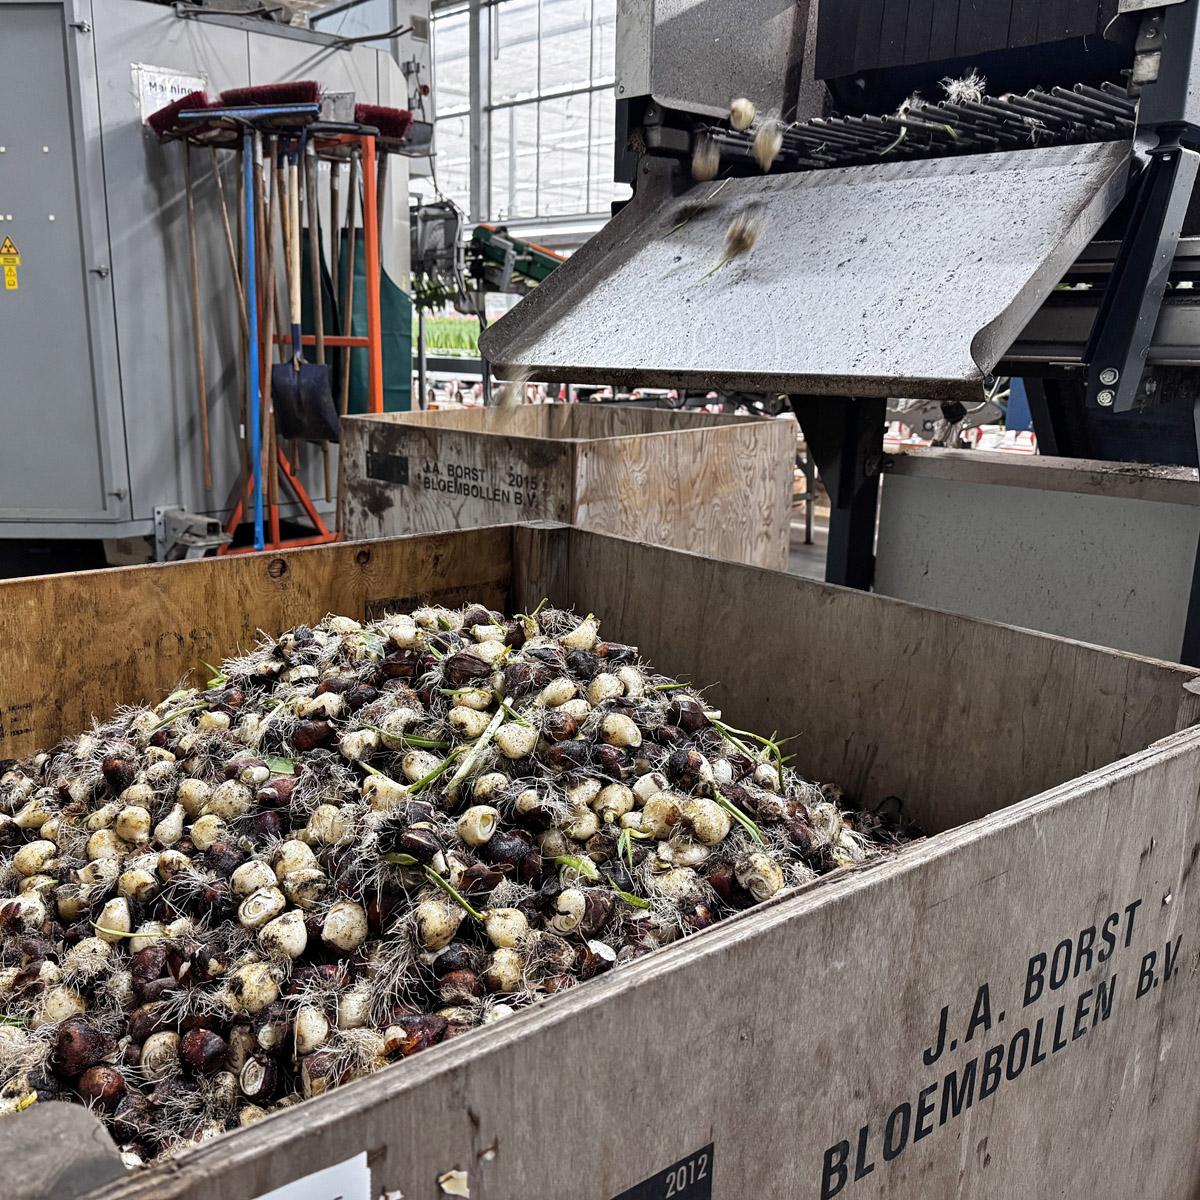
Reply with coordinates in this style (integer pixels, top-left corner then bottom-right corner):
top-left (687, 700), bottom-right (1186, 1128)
top-left (0, 0), bottom-right (423, 545)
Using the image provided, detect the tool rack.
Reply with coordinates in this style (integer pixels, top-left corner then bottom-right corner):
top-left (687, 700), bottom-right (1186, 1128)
top-left (176, 100), bottom-right (387, 554)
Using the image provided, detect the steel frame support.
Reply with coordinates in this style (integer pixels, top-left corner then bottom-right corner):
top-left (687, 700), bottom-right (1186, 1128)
top-left (790, 397), bottom-right (885, 590)
top-left (467, 0), bottom-right (488, 222)
top-left (1025, 377), bottom-right (1094, 458)
top-left (1180, 398), bottom-right (1200, 667)
top-left (417, 307), bottom-right (428, 409)
top-left (1084, 141), bottom-right (1200, 412)
top-left (153, 506), bottom-right (231, 561)
top-left (1082, 1), bottom-right (1200, 413)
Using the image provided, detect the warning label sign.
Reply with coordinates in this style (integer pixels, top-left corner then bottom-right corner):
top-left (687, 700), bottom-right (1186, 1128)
top-left (2, 238), bottom-right (21, 289)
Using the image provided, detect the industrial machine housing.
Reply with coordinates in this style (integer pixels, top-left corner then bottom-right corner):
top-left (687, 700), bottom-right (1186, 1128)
top-left (0, 0), bottom-right (428, 553)
top-left (483, 0), bottom-right (1200, 659)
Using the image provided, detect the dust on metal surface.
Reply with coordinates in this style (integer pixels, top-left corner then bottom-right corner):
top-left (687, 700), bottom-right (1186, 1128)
top-left (481, 142), bottom-right (1131, 400)
top-left (642, 0), bottom-right (805, 120)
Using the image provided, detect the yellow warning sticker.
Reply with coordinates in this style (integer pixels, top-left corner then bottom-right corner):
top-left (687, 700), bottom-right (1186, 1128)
top-left (0, 236), bottom-right (20, 267)
top-left (3, 265), bottom-right (16, 291)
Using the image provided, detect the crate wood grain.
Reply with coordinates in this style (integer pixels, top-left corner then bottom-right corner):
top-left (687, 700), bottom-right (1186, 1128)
top-left (2, 527), bottom-right (1195, 827)
top-left (0, 528), bottom-right (514, 762)
top-left (2, 526), bottom-right (1200, 1200)
top-left (338, 406), bottom-right (795, 570)
top-left (517, 528), bottom-right (1200, 831)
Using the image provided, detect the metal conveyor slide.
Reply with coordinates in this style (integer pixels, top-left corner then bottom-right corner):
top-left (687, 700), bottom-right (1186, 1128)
top-left (480, 141), bottom-right (1131, 400)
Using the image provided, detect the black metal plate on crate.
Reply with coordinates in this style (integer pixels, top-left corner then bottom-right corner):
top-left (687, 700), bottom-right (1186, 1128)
top-left (612, 1146), bottom-right (714, 1200)
top-left (365, 450), bottom-right (409, 486)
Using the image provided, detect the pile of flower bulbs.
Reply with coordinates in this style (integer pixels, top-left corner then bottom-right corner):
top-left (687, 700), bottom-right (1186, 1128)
top-left (0, 603), bottom-right (909, 1162)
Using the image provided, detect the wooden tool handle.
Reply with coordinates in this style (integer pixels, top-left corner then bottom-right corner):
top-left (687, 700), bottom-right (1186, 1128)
top-left (289, 156), bottom-right (301, 338)
top-left (210, 147), bottom-right (248, 339)
top-left (183, 141), bottom-right (213, 493)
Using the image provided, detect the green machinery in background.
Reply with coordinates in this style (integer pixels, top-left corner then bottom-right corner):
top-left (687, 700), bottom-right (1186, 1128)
top-left (410, 200), bottom-right (563, 405)
top-left (469, 222), bottom-right (564, 289)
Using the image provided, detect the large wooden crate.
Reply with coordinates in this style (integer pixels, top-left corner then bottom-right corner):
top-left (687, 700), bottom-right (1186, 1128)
top-left (337, 405), bottom-right (795, 570)
top-left (874, 448), bottom-right (1200, 661)
top-left (3, 527), bottom-right (1200, 1200)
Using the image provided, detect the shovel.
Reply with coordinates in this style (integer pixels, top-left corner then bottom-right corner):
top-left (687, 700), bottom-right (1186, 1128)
top-left (272, 135), bottom-right (339, 443)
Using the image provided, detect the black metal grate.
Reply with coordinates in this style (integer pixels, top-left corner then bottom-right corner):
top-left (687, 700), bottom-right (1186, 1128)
top-left (701, 82), bottom-right (1136, 173)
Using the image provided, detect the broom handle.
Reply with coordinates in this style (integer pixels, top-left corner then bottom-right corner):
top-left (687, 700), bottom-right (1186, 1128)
top-left (329, 161), bottom-right (341, 316)
top-left (305, 143), bottom-right (333, 503)
top-left (339, 152), bottom-right (359, 418)
top-left (268, 244), bottom-right (283, 544)
top-left (289, 146), bottom-right (301, 465)
top-left (269, 271), bottom-right (282, 548)
top-left (184, 142), bottom-right (213, 493)
top-left (247, 129), bottom-right (264, 551)
top-left (252, 134), bottom-right (269, 511)
top-left (261, 140), bottom-right (278, 522)
top-left (273, 153), bottom-right (290, 354)
top-left (210, 147), bottom-right (248, 339)
top-left (235, 151), bottom-right (248, 506)
top-left (271, 146), bottom-right (292, 533)
top-left (376, 152), bottom-right (388, 248)
top-left (305, 146), bottom-right (325, 368)
top-left (272, 152), bottom-right (292, 494)
top-left (289, 150), bottom-right (302, 363)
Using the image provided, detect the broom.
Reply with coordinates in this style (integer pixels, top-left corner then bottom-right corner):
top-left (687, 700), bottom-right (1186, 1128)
top-left (353, 103), bottom-right (413, 146)
top-left (337, 104), bottom-right (412, 428)
top-left (145, 90), bottom-right (212, 141)
top-left (354, 104), bottom-right (413, 245)
top-left (218, 80), bottom-right (322, 110)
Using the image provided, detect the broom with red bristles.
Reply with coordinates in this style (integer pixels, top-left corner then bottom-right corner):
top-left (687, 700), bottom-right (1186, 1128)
top-left (219, 80), bottom-right (322, 111)
top-left (353, 103), bottom-right (413, 146)
top-left (146, 89), bottom-right (212, 140)
top-left (354, 103), bottom-right (413, 244)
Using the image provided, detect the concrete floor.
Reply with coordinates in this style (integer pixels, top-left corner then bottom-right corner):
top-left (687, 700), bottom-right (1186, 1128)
top-left (788, 511), bottom-right (828, 582)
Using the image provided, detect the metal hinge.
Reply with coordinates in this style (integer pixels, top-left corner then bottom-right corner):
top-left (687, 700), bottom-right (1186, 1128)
top-left (69, 20), bottom-right (91, 32)
top-left (154, 506), bottom-right (232, 561)
top-left (1131, 13), bottom-right (1164, 89)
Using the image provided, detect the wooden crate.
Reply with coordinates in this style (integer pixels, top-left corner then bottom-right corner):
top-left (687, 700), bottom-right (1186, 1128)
top-left (3, 527), bottom-right (1200, 1200)
top-left (337, 405), bottom-right (795, 570)
top-left (874, 448), bottom-right (1200, 661)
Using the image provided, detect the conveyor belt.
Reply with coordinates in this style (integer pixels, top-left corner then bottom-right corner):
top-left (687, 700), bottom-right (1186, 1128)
top-left (703, 83), bottom-right (1137, 173)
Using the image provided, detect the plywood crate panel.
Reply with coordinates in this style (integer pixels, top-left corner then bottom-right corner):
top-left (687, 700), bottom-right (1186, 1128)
top-left (2, 526), bottom-right (1199, 1200)
top-left (338, 406), bottom-right (795, 570)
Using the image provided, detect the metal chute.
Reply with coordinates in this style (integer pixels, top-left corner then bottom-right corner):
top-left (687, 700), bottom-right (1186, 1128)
top-left (481, 141), bottom-right (1131, 400)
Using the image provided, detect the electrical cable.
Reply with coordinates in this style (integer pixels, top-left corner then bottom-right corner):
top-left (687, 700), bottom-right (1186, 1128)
top-left (333, 22), bottom-right (413, 45)
top-left (175, 3), bottom-right (285, 18)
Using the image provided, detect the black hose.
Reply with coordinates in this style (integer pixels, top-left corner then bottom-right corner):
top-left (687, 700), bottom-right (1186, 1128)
top-left (333, 23), bottom-right (412, 45)
top-left (174, 3), bottom-right (286, 18)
